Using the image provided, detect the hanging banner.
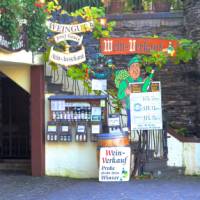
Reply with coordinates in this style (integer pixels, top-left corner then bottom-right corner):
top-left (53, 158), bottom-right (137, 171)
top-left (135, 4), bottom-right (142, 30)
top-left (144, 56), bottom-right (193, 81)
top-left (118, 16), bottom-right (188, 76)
top-left (46, 20), bottom-right (94, 33)
top-left (49, 46), bottom-right (86, 66)
top-left (54, 33), bottom-right (83, 44)
top-left (0, 33), bottom-right (26, 52)
top-left (99, 147), bottom-right (131, 182)
top-left (130, 82), bottom-right (163, 130)
top-left (100, 38), bottom-right (178, 56)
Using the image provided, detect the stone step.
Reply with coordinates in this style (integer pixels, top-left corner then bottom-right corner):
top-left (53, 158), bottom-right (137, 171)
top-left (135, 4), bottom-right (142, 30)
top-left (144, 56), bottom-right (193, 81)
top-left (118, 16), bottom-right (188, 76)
top-left (47, 83), bottom-right (63, 93)
top-left (0, 159), bottom-right (31, 174)
top-left (151, 166), bottom-right (185, 178)
top-left (144, 158), bottom-right (168, 173)
top-left (45, 75), bottom-right (52, 83)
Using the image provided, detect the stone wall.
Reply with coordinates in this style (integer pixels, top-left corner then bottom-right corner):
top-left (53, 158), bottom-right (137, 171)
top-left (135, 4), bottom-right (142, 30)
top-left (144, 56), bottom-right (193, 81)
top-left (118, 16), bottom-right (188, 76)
top-left (184, 0), bottom-right (200, 134)
top-left (107, 12), bottom-right (199, 135)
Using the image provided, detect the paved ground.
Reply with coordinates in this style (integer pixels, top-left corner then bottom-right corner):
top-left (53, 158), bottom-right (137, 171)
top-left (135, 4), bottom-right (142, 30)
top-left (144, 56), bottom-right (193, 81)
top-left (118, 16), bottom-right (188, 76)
top-left (0, 173), bottom-right (200, 200)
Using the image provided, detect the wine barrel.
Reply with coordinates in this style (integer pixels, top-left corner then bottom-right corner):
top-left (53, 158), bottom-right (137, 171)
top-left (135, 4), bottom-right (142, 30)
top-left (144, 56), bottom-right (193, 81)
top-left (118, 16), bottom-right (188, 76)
top-left (97, 132), bottom-right (130, 147)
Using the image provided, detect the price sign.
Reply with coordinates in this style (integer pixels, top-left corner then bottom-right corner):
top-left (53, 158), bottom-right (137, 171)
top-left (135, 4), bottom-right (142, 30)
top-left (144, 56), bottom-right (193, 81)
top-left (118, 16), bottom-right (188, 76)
top-left (130, 82), bottom-right (162, 130)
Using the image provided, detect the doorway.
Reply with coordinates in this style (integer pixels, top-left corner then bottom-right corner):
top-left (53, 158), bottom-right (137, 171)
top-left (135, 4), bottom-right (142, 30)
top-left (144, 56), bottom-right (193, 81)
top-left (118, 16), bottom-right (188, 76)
top-left (0, 73), bottom-right (30, 161)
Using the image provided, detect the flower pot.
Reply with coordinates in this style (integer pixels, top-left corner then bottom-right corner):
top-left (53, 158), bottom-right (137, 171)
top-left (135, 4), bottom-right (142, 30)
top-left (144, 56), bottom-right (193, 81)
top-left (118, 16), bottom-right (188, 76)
top-left (108, 0), bottom-right (124, 14)
top-left (153, 0), bottom-right (171, 12)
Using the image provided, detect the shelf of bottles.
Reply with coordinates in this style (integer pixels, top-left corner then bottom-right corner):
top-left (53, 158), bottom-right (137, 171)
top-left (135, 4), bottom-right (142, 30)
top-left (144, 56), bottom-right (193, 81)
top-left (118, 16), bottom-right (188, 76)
top-left (47, 95), bottom-right (107, 143)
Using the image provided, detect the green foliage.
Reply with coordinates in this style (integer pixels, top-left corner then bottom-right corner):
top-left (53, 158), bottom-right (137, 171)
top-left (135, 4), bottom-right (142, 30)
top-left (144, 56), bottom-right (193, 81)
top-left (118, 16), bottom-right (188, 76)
top-left (107, 89), bottom-right (123, 113)
top-left (141, 51), bottom-right (168, 73)
top-left (0, 0), bottom-right (47, 51)
top-left (143, 0), bottom-right (183, 10)
top-left (0, 0), bottom-right (23, 46)
top-left (71, 6), bottom-right (116, 39)
top-left (177, 127), bottom-right (189, 136)
top-left (24, 0), bottom-right (47, 52)
top-left (67, 65), bottom-right (86, 80)
top-left (141, 36), bottom-right (200, 73)
top-left (174, 39), bottom-right (200, 64)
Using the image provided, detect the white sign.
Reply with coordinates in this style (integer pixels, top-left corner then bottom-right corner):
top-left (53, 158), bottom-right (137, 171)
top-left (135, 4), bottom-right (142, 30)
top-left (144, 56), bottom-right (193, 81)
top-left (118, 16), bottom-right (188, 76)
top-left (46, 20), bottom-right (94, 33)
top-left (49, 46), bottom-right (86, 66)
top-left (108, 117), bottom-right (120, 126)
top-left (47, 125), bottom-right (57, 132)
top-left (91, 124), bottom-right (100, 134)
top-left (51, 100), bottom-right (66, 111)
top-left (130, 90), bottom-right (163, 130)
top-left (91, 107), bottom-right (101, 121)
top-left (92, 79), bottom-right (107, 91)
top-left (54, 33), bottom-right (83, 44)
top-left (61, 126), bottom-right (68, 132)
top-left (99, 147), bottom-right (131, 182)
top-left (77, 125), bottom-right (85, 133)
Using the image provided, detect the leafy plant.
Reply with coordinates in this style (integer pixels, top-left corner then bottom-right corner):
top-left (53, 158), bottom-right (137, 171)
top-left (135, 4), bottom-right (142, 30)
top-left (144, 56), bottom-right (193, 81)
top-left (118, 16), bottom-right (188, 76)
top-left (0, 0), bottom-right (23, 46)
top-left (142, 51), bottom-right (168, 73)
top-left (71, 6), bottom-right (116, 39)
top-left (24, 0), bottom-right (47, 52)
top-left (143, 0), bottom-right (183, 10)
top-left (177, 127), bottom-right (189, 137)
top-left (173, 39), bottom-right (200, 64)
top-left (0, 0), bottom-right (47, 51)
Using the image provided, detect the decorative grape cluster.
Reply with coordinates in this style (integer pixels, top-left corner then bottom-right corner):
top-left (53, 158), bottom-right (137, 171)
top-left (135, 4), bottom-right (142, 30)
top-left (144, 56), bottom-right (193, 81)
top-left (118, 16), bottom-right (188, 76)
top-left (114, 70), bottom-right (129, 88)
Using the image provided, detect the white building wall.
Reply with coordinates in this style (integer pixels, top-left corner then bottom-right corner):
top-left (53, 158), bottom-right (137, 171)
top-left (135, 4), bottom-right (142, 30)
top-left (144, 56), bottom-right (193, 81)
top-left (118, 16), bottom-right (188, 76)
top-left (167, 133), bottom-right (183, 167)
top-left (167, 132), bottom-right (200, 175)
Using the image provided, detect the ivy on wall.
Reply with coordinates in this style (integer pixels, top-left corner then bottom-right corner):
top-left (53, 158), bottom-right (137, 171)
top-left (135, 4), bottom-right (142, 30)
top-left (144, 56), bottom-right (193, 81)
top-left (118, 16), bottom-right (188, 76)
top-left (0, 0), bottom-right (47, 51)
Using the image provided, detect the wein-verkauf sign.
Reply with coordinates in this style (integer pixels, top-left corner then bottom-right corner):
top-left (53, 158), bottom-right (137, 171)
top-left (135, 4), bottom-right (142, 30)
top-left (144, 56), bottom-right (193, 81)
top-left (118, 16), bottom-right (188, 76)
top-left (0, 33), bottom-right (25, 52)
top-left (99, 147), bottom-right (131, 182)
top-left (130, 82), bottom-right (163, 130)
top-left (49, 46), bottom-right (86, 66)
top-left (100, 38), bottom-right (178, 55)
top-left (46, 20), bottom-right (94, 33)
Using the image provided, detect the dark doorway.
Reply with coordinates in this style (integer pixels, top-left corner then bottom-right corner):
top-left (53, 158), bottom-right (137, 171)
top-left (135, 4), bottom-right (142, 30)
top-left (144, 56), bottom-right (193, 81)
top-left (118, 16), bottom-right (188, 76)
top-left (0, 74), bottom-right (30, 160)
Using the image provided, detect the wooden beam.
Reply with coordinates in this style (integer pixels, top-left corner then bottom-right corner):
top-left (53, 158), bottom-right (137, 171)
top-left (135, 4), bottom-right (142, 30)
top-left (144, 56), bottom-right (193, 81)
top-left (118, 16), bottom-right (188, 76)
top-left (31, 65), bottom-right (45, 176)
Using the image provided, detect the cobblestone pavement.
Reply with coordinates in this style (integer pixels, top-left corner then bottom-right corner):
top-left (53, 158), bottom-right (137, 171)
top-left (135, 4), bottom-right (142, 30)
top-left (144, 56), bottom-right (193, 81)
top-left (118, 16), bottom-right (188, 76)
top-left (1, 173), bottom-right (200, 200)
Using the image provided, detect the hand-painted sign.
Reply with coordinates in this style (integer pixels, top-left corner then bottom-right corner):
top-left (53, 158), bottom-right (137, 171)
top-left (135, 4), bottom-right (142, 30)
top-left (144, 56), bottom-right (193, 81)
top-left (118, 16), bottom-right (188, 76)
top-left (54, 33), bottom-right (83, 44)
top-left (0, 33), bottom-right (26, 52)
top-left (130, 82), bottom-right (163, 130)
top-left (99, 147), bottom-right (131, 182)
top-left (46, 20), bottom-right (94, 33)
top-left (49, 46), bottom-right (86, 66)
top-left (100, 38), bottom-right (178, 56)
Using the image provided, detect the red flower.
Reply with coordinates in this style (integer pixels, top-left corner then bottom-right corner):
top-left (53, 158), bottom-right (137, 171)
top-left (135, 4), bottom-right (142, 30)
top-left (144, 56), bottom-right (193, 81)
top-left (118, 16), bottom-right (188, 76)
top-left (34, 3), bottom-right (45, 8)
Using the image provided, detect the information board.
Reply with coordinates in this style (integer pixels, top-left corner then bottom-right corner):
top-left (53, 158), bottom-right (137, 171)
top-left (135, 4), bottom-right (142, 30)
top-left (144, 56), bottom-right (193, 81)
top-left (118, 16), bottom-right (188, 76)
top-left (99, 147), bottom-right (131, 182)
top-left (130, 82), bottom-right (162, 130)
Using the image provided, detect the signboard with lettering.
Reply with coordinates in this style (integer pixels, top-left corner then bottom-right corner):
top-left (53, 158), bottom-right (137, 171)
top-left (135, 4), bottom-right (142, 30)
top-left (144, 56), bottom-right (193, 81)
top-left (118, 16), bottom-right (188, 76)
top-left (130, 82), bottom-right (162, 130)
top-left (100, 38), bottom-right (178, 56)
top-left (99, 147), bottom-right (131, 182)
top-left (46, 20), bottom-right (94, 33)
top-left (49, 46), bottom-right (86, 66)
top-left (0, 33), bottom-right (26, 52)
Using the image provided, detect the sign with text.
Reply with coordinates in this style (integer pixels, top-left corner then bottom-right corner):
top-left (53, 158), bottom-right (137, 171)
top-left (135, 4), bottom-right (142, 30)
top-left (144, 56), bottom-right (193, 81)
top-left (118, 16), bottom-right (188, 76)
top-left (130, 82), bottom-right (162, 130)
top-left (100, 38), bottom-right (178, 55)
top-left (99, 147), bottom-right (131, 182)
top-left (0, 33), bottom-right (26, 52)
top-left (46, 20), bottom-right (94, 33)
top-left (49, 46), bottom-right (86, 66)
top-left (54, 33), bottom-right (83, 44)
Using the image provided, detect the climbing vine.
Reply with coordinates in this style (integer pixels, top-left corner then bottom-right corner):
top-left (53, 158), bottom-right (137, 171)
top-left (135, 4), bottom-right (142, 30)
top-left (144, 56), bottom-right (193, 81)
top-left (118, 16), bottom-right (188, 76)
top-left (0, 0), bottom-right (47, 51)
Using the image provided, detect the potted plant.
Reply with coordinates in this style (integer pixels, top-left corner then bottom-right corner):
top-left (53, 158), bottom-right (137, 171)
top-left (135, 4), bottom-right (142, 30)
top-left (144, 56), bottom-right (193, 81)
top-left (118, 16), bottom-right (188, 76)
top-left (144, 0), bottom-right (180, 12)
top-left (108, 0), bottom-right (125, 14)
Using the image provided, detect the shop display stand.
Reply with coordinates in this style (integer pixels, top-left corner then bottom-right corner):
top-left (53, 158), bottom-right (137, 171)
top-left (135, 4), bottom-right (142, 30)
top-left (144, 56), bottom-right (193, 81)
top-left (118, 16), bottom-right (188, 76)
top-left (46, 95), bottom-right (108, 143)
